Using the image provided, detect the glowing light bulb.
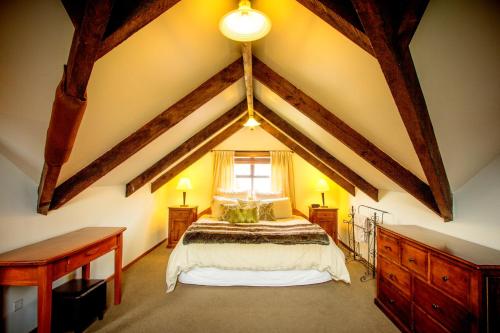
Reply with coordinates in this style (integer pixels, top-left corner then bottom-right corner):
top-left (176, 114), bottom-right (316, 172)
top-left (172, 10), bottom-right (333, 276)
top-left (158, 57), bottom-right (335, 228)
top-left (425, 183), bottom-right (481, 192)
top-left (220, 1), bottom-right (271, 42)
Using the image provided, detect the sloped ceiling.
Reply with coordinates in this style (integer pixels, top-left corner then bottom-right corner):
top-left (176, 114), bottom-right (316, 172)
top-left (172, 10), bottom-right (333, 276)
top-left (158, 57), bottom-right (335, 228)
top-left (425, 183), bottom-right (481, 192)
top-left (1, 0), bottom-right (499, 202)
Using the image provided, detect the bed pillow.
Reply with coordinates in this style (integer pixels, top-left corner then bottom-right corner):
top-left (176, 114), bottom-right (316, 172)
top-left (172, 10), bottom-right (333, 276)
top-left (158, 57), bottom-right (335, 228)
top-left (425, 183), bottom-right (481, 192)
top-left (255, 191), bottom-right (282, 200)
top-left (258, 202), bottom-right (276, 221)
top-left (221, 205), bottom-right (258, 223)
top-left (219, 203), bottom-right (239, 222)
top-left (216, 188), bottom-right (249, 200)
top-left (237, 199), bottom-right (260, 209)
top-left (261, 197), bottom-right (292, 219)
top-left (211, 196), bottom-right (238, 219)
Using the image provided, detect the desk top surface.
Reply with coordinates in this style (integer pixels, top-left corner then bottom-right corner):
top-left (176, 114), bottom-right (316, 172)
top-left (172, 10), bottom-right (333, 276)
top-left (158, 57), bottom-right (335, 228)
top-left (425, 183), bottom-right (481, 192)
top-left (0, 227), bottom-right (126, 266)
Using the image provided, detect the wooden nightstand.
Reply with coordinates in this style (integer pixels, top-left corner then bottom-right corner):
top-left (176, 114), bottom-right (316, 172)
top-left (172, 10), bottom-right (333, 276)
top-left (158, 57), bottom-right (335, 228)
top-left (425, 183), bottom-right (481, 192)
top-left (167, 206), bottom-right (197, 248)
top-left (309, 206), bottom-right (338, 244)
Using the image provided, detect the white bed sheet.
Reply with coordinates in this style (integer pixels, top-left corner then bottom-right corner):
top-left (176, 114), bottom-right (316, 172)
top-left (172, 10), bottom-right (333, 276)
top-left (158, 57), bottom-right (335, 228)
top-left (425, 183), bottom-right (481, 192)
top-left (166, 215), bottom-right (350, 292)
top-left (179, 268), bottom-right (332, 287)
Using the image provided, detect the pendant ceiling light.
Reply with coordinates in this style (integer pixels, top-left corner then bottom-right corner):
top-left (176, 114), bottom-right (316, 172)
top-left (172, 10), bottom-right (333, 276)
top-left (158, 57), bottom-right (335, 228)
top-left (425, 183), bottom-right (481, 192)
top-left (219, 0), bottom-right (271, 42)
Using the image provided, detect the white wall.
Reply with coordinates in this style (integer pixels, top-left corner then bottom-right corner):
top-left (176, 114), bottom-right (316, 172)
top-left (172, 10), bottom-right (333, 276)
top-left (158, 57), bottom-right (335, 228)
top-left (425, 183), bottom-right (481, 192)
top-left (0, 154), bottom-right (167, 333)
top-left (345, 155), bottom-right (500, 253)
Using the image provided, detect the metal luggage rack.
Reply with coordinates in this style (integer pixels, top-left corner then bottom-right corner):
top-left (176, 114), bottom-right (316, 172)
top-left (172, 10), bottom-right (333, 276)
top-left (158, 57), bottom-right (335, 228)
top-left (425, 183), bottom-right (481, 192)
top-left (343, 205), bottom-right (389, 282)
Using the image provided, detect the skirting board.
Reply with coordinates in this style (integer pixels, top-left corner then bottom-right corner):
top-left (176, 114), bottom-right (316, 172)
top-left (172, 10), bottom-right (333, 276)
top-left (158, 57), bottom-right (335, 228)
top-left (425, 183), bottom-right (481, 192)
top-left (106, 238), bottom-right (166, 282)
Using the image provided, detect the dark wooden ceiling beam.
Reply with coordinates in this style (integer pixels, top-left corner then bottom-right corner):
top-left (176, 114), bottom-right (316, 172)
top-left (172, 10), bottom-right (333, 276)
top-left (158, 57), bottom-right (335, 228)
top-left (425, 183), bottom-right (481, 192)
top-left (295, 0), bottom-right (374, 56)
top-left (351, 0), bottom-right (452, 221)
top-left (253, 56), bottom-right (440, 216)
top-left (254, 100), bottom-right (378, 201)
top-left (97, 0), bottom-right (181, 59)
top-left (256, 116), bottom-right (356, 196)
top-left (38, 0), bottom-right (114, 215)
top-left (395, 0), bottom-right (430, 49)
top-left (49, 58), bottom-right (244, 210)
top-left (151, 116), bottom-right (247, 193)
top-left (126, 101), bottom-right (247, 196)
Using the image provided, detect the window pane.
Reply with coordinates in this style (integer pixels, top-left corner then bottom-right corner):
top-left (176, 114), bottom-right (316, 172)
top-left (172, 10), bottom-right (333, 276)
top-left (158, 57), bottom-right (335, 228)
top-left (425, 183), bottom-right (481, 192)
top-left (254, 178), bottom-right (271, 193)
top-left (254, 164), bottom-right (271, 177)
top-left (234, 164), bottom-right (251, 176)
top-left (235, 178), bottom-right (252, 192)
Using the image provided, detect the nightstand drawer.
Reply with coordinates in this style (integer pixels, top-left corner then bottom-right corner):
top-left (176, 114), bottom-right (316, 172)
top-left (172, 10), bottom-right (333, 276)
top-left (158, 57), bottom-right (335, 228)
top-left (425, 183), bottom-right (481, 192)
top-left (315, 211), bottom-right (335, 219)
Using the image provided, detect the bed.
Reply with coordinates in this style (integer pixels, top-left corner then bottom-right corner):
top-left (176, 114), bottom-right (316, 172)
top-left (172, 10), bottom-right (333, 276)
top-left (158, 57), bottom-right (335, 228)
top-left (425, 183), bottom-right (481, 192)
top-left (166, 215), bottom-right (350, 292)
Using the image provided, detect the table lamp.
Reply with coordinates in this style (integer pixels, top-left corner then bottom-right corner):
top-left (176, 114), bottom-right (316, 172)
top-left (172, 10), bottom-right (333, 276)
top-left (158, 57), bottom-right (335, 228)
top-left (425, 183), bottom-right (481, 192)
top-left (176, 177), bottom-right (192, 207)
top-left (316, 179), bottom-right (330, 207)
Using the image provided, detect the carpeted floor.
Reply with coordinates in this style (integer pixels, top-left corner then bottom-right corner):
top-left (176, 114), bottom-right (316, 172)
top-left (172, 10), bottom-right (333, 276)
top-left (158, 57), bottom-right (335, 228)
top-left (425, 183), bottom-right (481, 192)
top-left (87, 243), bottom-right (397, 333)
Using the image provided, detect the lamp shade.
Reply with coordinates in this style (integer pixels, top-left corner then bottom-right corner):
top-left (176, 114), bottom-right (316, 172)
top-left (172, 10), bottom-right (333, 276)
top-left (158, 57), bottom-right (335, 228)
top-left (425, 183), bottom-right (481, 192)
top-left (176, 177), bottom-right (192, 191)
top-left (316, 179), bottom-right (330, 192)
top-left (219, 0), bottom-right (271, 42)
top-left (243, 115), bottom-right (260, 128)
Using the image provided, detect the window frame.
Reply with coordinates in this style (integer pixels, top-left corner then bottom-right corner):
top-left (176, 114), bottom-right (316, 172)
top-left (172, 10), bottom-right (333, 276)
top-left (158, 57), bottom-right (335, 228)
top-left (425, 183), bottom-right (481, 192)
top-left (234, 151), bottom-right (271, 194)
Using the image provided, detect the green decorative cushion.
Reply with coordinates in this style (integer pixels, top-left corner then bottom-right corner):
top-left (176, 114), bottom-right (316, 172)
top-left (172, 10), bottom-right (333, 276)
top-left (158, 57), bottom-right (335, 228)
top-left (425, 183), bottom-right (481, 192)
top-left (237, 199), bottom-right (260, 209)
top-left (259, 202), bottom-right (276, 221)
top-left (219, 204), bottom-right (239, 222)
top-left (220, 204), bottom-right (258, 223)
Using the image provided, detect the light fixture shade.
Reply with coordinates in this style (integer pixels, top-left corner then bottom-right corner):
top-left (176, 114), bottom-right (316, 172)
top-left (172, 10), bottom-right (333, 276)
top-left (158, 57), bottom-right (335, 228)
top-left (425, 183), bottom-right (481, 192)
top-left (176, 177), bottom-right (192, 191)
top-left (243, 115), bottom-right (260, 128)
top-left (219, 1), bottom-right (271, 42)
top-left (316, 179), bottom-right (330, 192)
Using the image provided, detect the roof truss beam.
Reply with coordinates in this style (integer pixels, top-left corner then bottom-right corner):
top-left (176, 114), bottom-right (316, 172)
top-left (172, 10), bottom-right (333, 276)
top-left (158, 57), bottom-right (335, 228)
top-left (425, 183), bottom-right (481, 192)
top-left (38, 0), bottom-right (114, 214)
top-left (150, 116), bottom-right (248, 192)
top-left (49, 58), bottom-right (244, 211)
top-left (254, 100), bottom-right (378, 201)
top-left (255, 115), bottom-right (355, 196)
top-left (126, 101), bottom-right (247, 196)
top-left (252, 56), bottom-right (440, 216)
top-left (351, 0), bottom-right (452, 221)
top-left (296, 0), bottom-right (374, 56)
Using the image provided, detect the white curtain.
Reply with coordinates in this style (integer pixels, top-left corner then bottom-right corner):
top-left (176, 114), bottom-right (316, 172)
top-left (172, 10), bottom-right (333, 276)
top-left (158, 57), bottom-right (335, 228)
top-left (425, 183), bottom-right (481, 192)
top-left (212, 151), bottom-right (235, 196)
top-left (271, 151), bottom-right (296, 208)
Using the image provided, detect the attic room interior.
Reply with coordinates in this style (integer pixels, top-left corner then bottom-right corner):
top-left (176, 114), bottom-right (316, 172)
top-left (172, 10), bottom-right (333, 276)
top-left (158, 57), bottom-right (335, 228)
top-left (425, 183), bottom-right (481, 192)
top-left (0, 0), bottom-right (499, 332)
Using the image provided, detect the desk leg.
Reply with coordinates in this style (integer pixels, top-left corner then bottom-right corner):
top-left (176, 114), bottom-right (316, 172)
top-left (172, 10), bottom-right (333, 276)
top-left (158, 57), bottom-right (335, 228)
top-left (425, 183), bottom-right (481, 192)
top-left (82, 264), bottom-right (91, 280)
top-left (114, 233), bottom-right (123, 305)
top-left (37, 265), bottom-right (52, 333)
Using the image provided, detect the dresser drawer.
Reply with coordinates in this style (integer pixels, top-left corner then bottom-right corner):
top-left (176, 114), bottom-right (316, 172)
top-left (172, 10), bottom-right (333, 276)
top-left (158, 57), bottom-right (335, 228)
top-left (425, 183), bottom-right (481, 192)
top-left (378, 279), bottom-right (411, 326)
top-left (378, 231), bottom-right (400, 263)
top-left (401, 241), bottom-right (428, 278)
top-left (379, 256), bottom-right (411, 297)
top-left (67, 238), bottom-right (117, 272)
top-left (430, 254), bottom-right (470, 305)
top-left (414, 304), bottom-right (450, 333)
top-left (414, 277), bottom-right (471, 333)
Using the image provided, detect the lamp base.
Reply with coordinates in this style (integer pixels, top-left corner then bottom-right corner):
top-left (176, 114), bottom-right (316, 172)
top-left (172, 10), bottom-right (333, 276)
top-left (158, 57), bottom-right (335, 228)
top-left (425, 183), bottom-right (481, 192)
top-left (180, 205), bottom-right (188, 207)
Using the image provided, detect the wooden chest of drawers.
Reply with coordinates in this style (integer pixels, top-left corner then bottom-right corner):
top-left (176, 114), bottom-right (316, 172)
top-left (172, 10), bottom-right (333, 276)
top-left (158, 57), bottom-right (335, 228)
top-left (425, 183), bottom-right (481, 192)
top-left (167, 206), bottom-right (197, 248)
top-left (376, 225), bottom-right (500, 333)
top-left (308, 207), bottom-right (338, 244)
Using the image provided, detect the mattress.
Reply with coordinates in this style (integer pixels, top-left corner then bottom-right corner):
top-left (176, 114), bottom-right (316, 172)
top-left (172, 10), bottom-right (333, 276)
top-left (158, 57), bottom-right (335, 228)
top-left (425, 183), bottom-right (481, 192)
top-left (179, 268), bottom-right (333, 287)
top-left (166, 215), bottom-right (350, 292)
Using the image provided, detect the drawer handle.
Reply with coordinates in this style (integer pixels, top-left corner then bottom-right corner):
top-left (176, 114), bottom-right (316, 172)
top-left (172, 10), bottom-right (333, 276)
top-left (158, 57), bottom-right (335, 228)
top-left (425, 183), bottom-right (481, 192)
top-left (408, 257), bottom-right (416, 263)
top-left (441, 275), bottom-right (449, 282)
top-left (388, 273), bottom-right (396, 281)
top-left (388, 299), bottom-right (395, 304)
top-left (384, 246), bottom-right (392, 251)
top-left (85, 248), bottom-right (99, 256)
top-left (431, 303), bottom-right (440, 310)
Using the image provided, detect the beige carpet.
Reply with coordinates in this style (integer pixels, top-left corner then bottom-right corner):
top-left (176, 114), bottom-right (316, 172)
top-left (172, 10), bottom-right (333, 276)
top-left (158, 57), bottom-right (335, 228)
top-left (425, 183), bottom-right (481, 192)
top-left (87, 243), bottom-right (397, 333)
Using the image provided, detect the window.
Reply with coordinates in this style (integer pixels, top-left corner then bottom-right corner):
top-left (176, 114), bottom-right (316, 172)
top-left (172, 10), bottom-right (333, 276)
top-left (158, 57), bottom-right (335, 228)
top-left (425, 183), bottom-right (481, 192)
top-left (234, 151), bottom-right (271, 194)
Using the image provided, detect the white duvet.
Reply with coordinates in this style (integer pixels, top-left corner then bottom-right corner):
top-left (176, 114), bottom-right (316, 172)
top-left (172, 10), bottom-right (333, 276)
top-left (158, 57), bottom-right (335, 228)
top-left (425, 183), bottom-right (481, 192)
top-left (166, 216), bottom-right (351, 292)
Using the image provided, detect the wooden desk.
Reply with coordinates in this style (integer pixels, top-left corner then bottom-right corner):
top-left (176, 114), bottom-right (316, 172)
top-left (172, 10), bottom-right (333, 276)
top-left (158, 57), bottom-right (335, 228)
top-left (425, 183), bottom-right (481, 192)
top-left (0, 227), bottom-right (126, 333)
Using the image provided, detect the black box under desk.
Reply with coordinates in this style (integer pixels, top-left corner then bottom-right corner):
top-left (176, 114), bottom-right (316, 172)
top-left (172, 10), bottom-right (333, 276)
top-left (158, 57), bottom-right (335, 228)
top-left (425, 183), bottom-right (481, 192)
top-left (52, 279), bottom-right (107, 333)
